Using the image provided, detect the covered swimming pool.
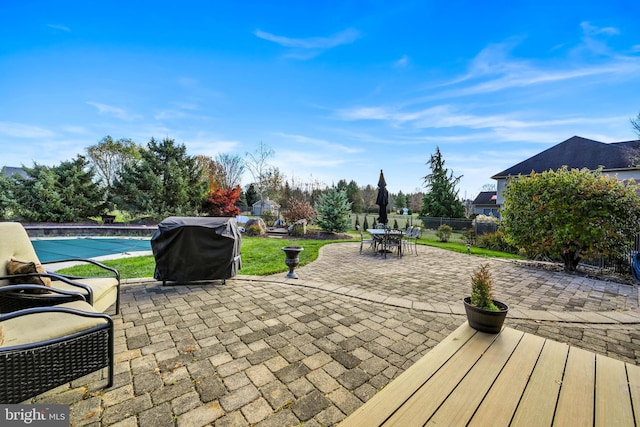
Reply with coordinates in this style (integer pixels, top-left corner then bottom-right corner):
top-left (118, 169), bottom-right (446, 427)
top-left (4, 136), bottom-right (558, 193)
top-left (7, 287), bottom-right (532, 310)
top-left (32, 237), bottom-right (151, 262)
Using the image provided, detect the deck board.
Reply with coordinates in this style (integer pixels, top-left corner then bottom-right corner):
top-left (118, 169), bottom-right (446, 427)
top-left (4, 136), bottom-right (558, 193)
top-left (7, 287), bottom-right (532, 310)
top-left (627, 362), bottom-right (640, 426)
top-left (339, 322), bottom-right (639, 427)
top-left (595, 353), bottom-right (634, 426)
top-left (383, 330), bottom-right (498, 426)
top-left (553, 346), bottom-right (595, 426)
top-left (510, 339), bottom-right (569, 427)
top-left (427, 327), bottom-right (524, 426)
top-left (469, 332), bottom-right (546, 426)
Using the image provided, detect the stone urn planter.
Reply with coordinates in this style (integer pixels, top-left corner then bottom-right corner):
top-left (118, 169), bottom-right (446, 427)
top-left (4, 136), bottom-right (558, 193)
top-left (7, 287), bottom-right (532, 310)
top-left (464, 264), bottom-right (509, 334)
top-left (281, 246), bottom-right (304, 279)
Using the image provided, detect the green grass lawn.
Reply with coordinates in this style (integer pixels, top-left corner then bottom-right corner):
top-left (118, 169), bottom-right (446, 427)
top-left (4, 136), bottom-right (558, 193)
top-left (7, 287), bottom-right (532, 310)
top-left (58, 231), bottom-right (521, 279)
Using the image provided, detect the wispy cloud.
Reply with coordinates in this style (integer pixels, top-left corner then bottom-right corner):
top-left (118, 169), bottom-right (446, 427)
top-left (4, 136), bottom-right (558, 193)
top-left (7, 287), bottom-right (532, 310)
top-left (335, 102), bottom-right (629, 146)
top-left (185, 134), bottom-right (240, 156)
top-left (154, 110), bottom-right (187, 121)
top-left (275, 132), bottom-right (362, 153)
top-left (277, 150), bottom-right (347, 168)
top-left (430, 23), bottom-right (640, 99)
top-left (0, 122), bottom-right (55, 138)
top-left (394, 55), bottom-right (409, 68)
top-left (254, 28), bottom-right (359, 58)
top-left (86, 102), bottom-right (142, 121)
top-left (255, 28), bottom-right (359, 49)
top-left (59, 125), bottom-right (90, 135)
top-left (47, 24), bottom-right (71, 32)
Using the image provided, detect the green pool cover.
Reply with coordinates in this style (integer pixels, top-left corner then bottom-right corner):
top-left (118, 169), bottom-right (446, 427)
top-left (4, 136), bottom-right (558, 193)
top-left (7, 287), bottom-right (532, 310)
top-left (32, 238), bottom-right (151, 262)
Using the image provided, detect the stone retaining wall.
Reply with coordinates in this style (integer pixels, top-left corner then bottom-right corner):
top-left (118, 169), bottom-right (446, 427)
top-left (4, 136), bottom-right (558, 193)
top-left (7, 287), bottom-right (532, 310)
top-left (24, 225), bottom-right (156, 237)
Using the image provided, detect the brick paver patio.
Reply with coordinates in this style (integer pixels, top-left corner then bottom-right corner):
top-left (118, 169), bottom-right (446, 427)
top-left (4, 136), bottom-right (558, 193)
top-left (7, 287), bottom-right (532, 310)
top-left (28, 242), bottom-right (640, 426)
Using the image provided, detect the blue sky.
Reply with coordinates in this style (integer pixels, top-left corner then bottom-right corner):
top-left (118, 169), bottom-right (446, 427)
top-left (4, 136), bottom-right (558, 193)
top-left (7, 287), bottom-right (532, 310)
top-left (2, 1), bottom-right (639, 199)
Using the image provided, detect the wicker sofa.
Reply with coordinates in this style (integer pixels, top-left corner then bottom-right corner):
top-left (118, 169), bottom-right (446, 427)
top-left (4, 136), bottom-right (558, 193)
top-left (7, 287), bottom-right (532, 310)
top-left (0, 222), bottom-right (121, 314)
top-left (0, 285), bottom-right (114, 403)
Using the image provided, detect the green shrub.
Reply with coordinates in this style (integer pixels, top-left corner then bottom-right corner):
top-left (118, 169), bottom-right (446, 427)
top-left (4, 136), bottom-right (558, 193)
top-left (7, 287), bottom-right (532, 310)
top-left (476, 231), bottom-right (518, 254)
top-left (261, 209), bottom-right (277, 226)
top-left (462, 228), bottom-right (476, 245)
top-left (245, 224), bottom-right (263, 236)
top-left (436, 224), bottom-right (452, 242)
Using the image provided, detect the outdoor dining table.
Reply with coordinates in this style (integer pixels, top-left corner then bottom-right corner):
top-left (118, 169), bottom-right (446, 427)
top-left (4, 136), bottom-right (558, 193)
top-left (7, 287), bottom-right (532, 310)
top-left (367, 228), bottom-right (404, 257)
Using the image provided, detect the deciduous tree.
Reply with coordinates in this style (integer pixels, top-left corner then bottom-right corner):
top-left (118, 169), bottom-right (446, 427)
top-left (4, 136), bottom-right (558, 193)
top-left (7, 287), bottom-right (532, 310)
top-left (245, 142), bottom-right (274, 209)
top-left (216, 153), bottom-right (245, 189)
top-left (86, 136), bottom-right (140, 204)
top-left (202, 186), bottom-right (241, 217)
top-left (632, 111), bottom-right (640, 137)
top-left (501, 167), bottom-right (640, 272)
top-left (282, 199), bottom-right (315, 223)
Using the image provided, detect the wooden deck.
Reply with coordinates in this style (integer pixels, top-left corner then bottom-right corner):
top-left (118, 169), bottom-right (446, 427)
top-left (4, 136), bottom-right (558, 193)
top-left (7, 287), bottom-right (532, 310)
top-left (340, 322), bottom-right (640, 426)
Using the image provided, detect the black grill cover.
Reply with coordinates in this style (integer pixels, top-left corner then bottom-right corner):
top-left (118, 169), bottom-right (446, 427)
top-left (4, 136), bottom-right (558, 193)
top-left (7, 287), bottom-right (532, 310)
top-left (151, 216), bottom-right (242, 283)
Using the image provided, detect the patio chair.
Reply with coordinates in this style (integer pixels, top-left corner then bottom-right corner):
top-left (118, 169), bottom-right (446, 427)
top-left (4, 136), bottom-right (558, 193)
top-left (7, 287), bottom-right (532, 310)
top-left (0, 222), bottom-right (121, 314)
top-left (405, 227), bottom-right (421, 255)
top-left (356, 225), bottom-right (376, 254)
top-left (0, 285), bottom-right (114, 403)
top-left (383, 229), bottom-right (403, 258)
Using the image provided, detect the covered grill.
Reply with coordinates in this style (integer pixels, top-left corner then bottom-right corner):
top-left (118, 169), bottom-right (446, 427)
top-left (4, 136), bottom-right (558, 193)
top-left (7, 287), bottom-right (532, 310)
top-left (151, 216), bottom-right (242, 284)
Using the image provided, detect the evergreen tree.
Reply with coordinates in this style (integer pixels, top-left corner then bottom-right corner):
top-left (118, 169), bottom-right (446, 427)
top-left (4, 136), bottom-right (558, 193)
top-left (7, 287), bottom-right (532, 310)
top-left (347, 180), bottom-right (364, 213)
top-left (314, 187), bottom-right (351, 233)
top-left (12, 156), bottom-right (107, 222)
top-left (421, 147), bottom-right (465, 218)
top-left (244, 183), bottom-right (259, 207)
top-left (112, 137), bottom-right (207, 218)
top-left (395, 191), bottom-right (407, 210)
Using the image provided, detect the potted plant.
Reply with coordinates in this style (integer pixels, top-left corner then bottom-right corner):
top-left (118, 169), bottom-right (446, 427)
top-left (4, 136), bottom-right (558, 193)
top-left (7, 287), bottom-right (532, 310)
top-left (281, 241), bottom-right (303, 279)
top-left (463, 264), bottom-right (509, 333)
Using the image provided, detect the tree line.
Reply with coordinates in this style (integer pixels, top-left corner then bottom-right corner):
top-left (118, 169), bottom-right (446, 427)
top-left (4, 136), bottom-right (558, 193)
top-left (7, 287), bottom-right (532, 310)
top-left (0, 135), bottom-right (458, 222)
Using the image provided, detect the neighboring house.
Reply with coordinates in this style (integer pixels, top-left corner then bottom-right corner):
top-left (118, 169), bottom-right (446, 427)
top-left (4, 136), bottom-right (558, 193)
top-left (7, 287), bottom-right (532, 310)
top-left (1, 166), bottom-right (28, 179)
top-left (491, 136), bottom-right (640, 207)
top-left (252, 198), bottom-right (280, 216)
top-left (471, 191), bottom-right (498, 217)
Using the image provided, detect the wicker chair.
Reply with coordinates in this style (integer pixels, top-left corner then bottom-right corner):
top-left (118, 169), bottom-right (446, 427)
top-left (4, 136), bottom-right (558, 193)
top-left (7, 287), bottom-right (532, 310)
top-left (0, 222), bottom-right (120, 314)
top-left (0, 285), bottom-right (114, 403)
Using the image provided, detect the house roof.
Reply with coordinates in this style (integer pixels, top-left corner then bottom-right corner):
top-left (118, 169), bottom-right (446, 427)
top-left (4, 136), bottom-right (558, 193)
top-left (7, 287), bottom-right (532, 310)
top-left (491, 136), bottom-right (640, 179)
top-left (1, 166), bottom-right (28, 178)
top-left (472, 191), bottom-right (497, 205)
top-left (252, 198), bottom-right (280, 208)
